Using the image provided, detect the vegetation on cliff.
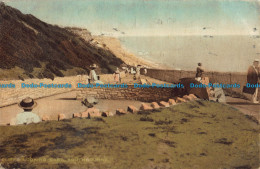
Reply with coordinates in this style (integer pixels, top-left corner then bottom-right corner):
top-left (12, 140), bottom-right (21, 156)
top-left (0, 2), bottom-right (123, 80)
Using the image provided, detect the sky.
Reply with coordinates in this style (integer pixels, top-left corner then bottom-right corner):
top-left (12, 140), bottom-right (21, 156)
top-left (3, 0), bottom-right (260, 36)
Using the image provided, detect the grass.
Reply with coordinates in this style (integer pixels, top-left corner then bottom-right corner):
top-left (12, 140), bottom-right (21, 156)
top-left (0, 100), bottom-right (259, 169)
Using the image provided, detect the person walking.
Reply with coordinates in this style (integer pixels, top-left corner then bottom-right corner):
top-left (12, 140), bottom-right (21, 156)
top-left (89, 64), bottom-right (98, 83)
top-left (143, 66), bottom-right (147, 75)
top-left (114, 67), bottom-right (121, 83)
top-left (136, 65), bottom-right (141, 79)
top-left (246, 59), bottom-right (260, 103)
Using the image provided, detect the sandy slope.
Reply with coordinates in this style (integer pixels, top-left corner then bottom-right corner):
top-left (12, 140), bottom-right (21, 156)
top-left (66, 27), bottom-right (163, 69)
top-left (93, 36), bottom-right (161, 68)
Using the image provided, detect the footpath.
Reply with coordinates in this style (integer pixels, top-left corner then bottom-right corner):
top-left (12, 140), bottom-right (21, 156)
top-left (226, 96), bottom-right (260, 122)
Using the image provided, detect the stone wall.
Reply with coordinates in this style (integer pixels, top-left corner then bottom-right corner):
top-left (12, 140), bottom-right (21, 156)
top-left (143, 69), bottom-right (257, 98)
top-left (78, 85), bottom-right (176, 102)
top-left (0, 75), bottom-right (87, 107)
top-left (0, 68), bottom-right (254, 108)
top-left (0, 73), bottom-right (176, 107)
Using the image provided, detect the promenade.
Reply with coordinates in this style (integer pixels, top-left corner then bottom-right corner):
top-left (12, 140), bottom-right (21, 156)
top-left (0, 73), bottom-right (259, 125)
top-left (226, 96), bottom-right (260, 122)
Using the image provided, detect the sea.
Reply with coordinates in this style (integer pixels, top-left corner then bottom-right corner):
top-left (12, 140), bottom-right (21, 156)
top-left (119, 35), bottom-right (260, 73)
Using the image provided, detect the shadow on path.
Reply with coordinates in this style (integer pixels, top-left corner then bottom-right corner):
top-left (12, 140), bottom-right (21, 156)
top-left (226, 102), bottom-right (260, 106)
top-left (56, 98), bottom-right (77, 100)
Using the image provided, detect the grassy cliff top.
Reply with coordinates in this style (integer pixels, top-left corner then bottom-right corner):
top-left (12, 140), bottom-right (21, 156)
top-left (0, 100), bottom-right (259, 169)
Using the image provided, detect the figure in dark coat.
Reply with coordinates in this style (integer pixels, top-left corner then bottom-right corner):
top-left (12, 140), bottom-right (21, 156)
top-left (246, 59), bottom-right (260, 103)
top-left (247, 66), bottom-right (259, 86)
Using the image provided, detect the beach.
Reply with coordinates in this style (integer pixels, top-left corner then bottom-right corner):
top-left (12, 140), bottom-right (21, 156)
top-left (93, 35), bottom-right (162, 68)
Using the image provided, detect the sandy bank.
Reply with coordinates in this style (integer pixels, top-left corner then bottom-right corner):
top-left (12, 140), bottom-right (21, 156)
top-left (93, 36), bottom-right (167, 69)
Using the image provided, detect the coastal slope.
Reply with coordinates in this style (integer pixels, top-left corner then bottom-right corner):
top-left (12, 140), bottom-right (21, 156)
top-left (0, 2), bottom-right (123, 80)
top-left (65, 27), bottom-right (160, 68)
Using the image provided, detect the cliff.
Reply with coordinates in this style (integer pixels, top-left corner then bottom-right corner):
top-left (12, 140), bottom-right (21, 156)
top-left (0, 2), bottom-right (123, 80)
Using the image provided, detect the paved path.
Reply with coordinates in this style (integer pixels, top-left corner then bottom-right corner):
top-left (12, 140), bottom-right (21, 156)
top-left (0, 75), bottom-right (169, 125)
top-left (1, 73), bottom-right (258, 125)
top-left (0, 91), bottom-right (143, 125)
top-left (226, 96), bottom-right (260, 122)
top-left (101, 74), bottom-right (173, 85)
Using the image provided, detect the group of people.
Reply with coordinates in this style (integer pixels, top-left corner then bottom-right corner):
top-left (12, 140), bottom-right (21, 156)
top-left (195, 59), bottom-right (260, 104)
top-left (124, 65), bottom-right (146, 77)
top-left (11, 60), bottom-right (260, 126)
top-left (11, 63), bottom-right (147, 125)
top-left (87, 63), bottom-right (147, 84)
top-left (114, 65), bottom-right (147, 83)
top-left (195, 62), bottom-right (226, 103)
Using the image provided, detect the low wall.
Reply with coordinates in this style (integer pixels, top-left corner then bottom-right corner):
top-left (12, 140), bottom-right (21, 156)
top-left (143, 69), bottom-right (257, 98)
top-left (0, 73), bottom-right (176, 107)
top-left (78, 85), bottom-right (176, 102)
top-left (0, 68), bottom-right (255, 108)
top-left (0, 75), bottom-right (87, 107)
